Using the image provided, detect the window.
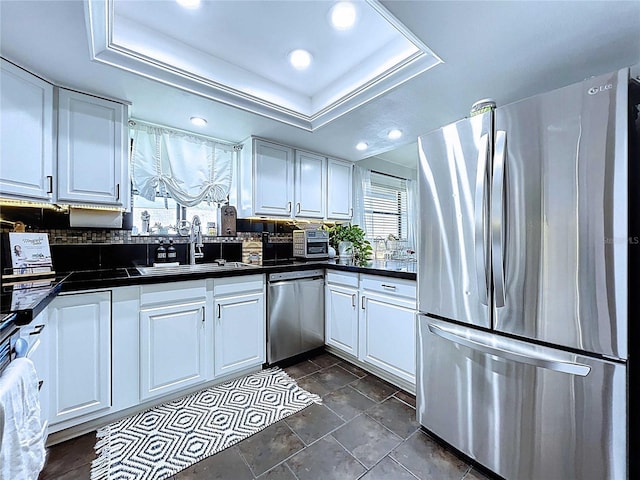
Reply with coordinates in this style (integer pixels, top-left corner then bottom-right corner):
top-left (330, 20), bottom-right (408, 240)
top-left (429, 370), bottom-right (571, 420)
top-left (363, 171), bottom-right (408, 242)
top-left (131, 196), bottom-right (221, 236)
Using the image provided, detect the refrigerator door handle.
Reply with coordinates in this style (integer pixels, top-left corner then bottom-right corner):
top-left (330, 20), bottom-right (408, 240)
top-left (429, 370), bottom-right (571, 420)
top-left (474, 133), bottom-right (490, 306)
top-left (427, 323), bottom-right (591, 376)
top-left (492, 130), bottom-right (507, 308)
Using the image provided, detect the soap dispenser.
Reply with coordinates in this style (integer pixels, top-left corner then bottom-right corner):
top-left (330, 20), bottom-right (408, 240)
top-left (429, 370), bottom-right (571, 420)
top-left (155, 240), bottom-right (167, 264)
top-left (167, 239), bottom-right (177, 263)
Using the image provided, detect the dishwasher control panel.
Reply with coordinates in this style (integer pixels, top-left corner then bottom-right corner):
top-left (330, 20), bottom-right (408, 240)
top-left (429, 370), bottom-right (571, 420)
top-left (268, 269), bottom-right (324, 282)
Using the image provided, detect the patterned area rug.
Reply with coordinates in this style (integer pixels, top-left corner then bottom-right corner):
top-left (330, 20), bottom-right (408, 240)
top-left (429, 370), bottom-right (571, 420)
top-left (91, 368), bottom-right (321, 480)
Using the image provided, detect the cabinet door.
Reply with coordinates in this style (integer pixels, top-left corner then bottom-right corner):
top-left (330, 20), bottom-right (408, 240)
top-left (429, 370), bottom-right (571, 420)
top-left (57, 89), bottom-right (128, 207)
top-left (139, 300), bottom-right (207, 400)
top-left (326, 158), bottom-right (353, 220)
top-left (325, 284), bottom-right (359, 356)
top-left (295, 150), bottom-right (326, 218)
top-left (360, 292), bottom-right (416, 384)
top-left (0, 59), bottom-right (54, 200)
top-left (49, 291), bottom-right (111, 425)
top-left (254, 140), bottom-right (294, 216)
top-left (215, 292), bottom-right (265, 377)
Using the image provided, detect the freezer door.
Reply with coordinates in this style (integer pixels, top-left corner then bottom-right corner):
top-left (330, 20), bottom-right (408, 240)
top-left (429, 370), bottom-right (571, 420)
top-left (493, 69), bottom-right (628, 359)
top-left (417, 112), bottom-right (491, 328)
top-left (417, 316), bottom-right (626, 480)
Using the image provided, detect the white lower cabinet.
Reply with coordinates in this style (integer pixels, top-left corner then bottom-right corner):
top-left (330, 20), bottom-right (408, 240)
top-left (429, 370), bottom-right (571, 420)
top-left (325, 281), bottom-right (359, 356)
top-left (43, 276), bottom-right (269, 441)
top-left (359, 292), bottom-right (416, 384)
top-left (213, 275), bottom-right (265, 377)
top-left (139, 281), bottom-right (209, 401)
top-left (326, 272), bottom-right (417, 387)
top-left (111, 286), bottom-right (141, 412)
top-left (48, 291), bottom-right (111, 426)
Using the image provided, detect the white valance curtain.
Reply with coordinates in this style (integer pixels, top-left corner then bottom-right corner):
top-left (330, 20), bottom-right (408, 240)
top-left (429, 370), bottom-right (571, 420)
top-left (351, 165), bottom-right (370, 230)
top-left (130, 121), bottom-right (234, 207)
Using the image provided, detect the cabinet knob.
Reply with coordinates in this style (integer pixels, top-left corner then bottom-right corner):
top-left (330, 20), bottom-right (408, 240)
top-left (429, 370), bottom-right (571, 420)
top-left (296, 203), bottom-right (301, 214)
top-left (46, 175), bottom-right (53, 194)
top-left (361, 296), bottom-right (366, 310)
top-left (351, 293), bottom-right (356, 308)
top-left (287, 201), bottom-right (292, 213)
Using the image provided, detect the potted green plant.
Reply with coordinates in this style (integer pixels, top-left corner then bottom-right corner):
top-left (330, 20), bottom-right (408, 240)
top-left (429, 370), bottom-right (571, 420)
top-left (324, 223), bottom-right (373, 266)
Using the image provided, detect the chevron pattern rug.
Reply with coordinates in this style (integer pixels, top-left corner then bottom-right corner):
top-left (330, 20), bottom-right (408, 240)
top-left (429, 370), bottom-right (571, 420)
top-left (91, 368), bottom-right (321, 480)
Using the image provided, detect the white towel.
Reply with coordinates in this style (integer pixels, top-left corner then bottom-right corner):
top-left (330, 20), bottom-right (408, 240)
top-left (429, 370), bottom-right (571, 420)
top-left (0, 358), bottom-right (46, 480)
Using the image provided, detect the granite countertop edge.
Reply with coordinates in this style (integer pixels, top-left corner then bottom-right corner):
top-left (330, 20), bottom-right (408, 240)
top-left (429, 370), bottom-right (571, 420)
top-left (2, 261), bottom-right (417, 323)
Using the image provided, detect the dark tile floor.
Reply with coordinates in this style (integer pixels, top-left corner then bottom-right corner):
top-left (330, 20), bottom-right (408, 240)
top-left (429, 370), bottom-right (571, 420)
top-left (39, 351), bottom-right (492, 480)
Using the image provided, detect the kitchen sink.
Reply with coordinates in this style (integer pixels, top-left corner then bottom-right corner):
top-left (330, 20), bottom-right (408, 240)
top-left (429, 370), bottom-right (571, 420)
top-left (136, 262), bottom-right (258, 276)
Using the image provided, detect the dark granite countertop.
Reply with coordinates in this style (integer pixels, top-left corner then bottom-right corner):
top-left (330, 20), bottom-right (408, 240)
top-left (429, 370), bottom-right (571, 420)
top-left (1, 259), bottom-right (416, 325)
top-left (0, 274), bottom-right (68, 325)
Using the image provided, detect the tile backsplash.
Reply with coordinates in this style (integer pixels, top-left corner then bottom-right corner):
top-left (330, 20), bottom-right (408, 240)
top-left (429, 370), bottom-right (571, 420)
top-left (0, 204), bottom-right (334, 272)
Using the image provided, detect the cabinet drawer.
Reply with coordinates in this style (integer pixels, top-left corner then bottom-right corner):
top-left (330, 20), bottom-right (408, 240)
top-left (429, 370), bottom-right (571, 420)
top-left (361, 275), bottom-right (416, 301)
top-left (213, 274), bottom-right (264, 296)
top-left (326, 271), bottom-right (359, 288)
top-left (140, 280), bottom-right (206, 306)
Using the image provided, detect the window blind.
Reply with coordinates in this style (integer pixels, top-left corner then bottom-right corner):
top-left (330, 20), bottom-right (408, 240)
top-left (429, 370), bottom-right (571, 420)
top-left (363, 172), bottom-right (408, 241)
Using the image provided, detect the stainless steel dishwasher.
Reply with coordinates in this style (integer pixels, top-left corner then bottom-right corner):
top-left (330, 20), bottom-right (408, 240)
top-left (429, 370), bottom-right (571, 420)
top-left (267, 269), bottom-right (325, 364)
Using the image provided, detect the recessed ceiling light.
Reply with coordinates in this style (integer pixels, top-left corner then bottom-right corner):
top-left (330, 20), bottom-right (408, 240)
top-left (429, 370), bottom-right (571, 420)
top-left (176, 0), bottom-right (201, 9)
top-left (190, 116), bottom-right (207, 127)
top-left (356, 142), bottom-right (368, 151)
top-left (330, 2), bottom-right (357, 30)
top-left (388, 129), bottom-right (403, 140)
top-left (289, 49), bottom-right (313, 70)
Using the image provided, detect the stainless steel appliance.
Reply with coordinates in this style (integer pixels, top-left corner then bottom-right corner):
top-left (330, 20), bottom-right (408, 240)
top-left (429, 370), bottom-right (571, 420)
top-left (293, 230), bottom-right (329, 259)
top-left (267, 269), bottom-right (324, 364)
top-left (416, 68), bottom-right (629, 480)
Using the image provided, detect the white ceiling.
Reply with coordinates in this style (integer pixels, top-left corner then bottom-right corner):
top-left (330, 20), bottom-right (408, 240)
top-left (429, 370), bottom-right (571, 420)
top-left (102, 0), bottom-right (440, 128)
top-left (1, 0), bottom-right (639, 172)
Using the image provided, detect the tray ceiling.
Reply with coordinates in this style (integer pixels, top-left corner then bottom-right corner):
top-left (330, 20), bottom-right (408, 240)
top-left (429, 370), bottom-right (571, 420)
top-left (86, 0), bottom-right (442, 131)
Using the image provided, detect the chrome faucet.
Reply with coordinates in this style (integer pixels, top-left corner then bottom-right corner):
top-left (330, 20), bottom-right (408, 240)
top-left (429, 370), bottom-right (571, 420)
top-left (189, 215), bottom-right (204, 265)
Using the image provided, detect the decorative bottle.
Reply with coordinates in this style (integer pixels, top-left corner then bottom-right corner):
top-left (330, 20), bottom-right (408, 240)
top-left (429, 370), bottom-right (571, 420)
top-left (167, 239), bottom-right (177, 263)
top-left (156, 240), bottom-right (167, 263)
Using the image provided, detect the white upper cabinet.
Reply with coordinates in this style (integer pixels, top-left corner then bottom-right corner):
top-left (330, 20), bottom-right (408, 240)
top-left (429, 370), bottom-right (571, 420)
top-left (238, 137), bottom-right (352, 220)
top-left (295, 150), bottom-right (326, 219)
top-left (0, 59), bottom-right (54, 201)
top-left (57, 89), bottom-right (129, 208)
top-left (326, 158), bottom-right (353, 220)
top-left (0, 60), bottom-right (129, 209)
top-left (252, 139), bottom-right (295, 216)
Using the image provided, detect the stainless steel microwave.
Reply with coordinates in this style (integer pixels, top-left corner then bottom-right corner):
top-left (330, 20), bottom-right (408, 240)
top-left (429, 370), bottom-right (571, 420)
top-left (293, 230), bottom-right (329, 259)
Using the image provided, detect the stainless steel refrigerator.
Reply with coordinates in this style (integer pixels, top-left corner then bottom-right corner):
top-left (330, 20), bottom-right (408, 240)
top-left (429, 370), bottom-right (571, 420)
top-left (416, 68), bottom-right (629, 480)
